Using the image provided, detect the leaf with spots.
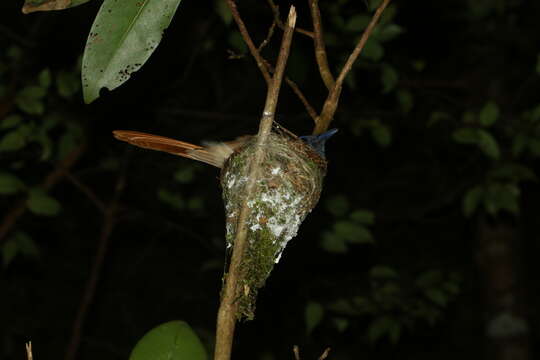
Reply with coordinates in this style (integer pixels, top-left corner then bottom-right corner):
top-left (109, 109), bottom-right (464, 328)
top-left (22, 0), bottom-right (92, 14)
top-left (82, 0), bottom-right (183, 103)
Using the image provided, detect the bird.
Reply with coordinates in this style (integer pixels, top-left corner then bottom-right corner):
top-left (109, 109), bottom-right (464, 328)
top-left (112, 128), bottom-right (337, 168)
top-left (112, 127), bottom-right (338, 320)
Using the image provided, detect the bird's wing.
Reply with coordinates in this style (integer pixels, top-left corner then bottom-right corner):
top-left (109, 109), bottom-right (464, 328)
top-left (112, 130), bottom-right (230, 168)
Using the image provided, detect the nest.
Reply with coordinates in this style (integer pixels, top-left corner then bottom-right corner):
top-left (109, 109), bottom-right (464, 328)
top-left (220, 130), bottom-right (327, 320)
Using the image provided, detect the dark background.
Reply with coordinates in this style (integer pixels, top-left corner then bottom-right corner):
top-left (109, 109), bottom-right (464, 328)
top-left (1, 0), bottom-right (540, 359)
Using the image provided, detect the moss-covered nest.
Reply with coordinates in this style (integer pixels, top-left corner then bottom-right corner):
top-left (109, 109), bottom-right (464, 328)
top-left (220, 129), bottom-right (327, 320)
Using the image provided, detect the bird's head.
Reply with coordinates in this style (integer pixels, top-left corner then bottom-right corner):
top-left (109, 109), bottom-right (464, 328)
top-left (299, 128), bottom-right (338, 158)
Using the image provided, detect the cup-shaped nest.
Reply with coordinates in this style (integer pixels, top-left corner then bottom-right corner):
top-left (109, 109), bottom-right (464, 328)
top-left (220, 131), bottom-right (327, 319)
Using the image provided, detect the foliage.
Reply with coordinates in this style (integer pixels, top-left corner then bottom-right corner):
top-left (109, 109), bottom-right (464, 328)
top-left (129, 321), bottom-right (207, 360)
top-left (304, 266), bottom-right (461, 344)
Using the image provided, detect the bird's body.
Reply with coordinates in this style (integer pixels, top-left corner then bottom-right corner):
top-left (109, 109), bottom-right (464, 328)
top-left (113, 127), bottom-right (336, 319)
top-left (112, 128), bottom-right (337, 168)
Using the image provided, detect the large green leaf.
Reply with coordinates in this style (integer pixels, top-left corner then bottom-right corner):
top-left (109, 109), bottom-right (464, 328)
top-left (129, 321), bottom-right (207, 360)
top-left (82, 0), bottom-right (183, 103)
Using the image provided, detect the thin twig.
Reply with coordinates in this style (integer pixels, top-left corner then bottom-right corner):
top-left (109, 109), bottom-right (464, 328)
top-left (262, 58), bottom-right (319, 123)
top-left (266, 0), bottom-right (314, 38)
top-left (336, 0), bottom-right (391, 86)
top-left (308, 0), bottom-right (335, 91)
top-left (0, 144), bottom-right (86, 245)
top-left (318, 347), bottom-right (331, 360)
top-left (64, 170), bottom-right (126, 360)
top-left (226, 0), bottom-right (317, 124)
top-left (225, 0), bottom-right (272, 85)
top-left (258, 20), bottom-right (277, 53)
top-left (214, 7), bottom-right (297, 360)
top-left (64, 171), bottom-right (106, 213)
top-left (314, 0), bottom-right (391, 134)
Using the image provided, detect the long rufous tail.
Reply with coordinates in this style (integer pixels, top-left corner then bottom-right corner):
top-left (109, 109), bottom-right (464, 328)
top-left (112, 130), bottom-right (241, 168)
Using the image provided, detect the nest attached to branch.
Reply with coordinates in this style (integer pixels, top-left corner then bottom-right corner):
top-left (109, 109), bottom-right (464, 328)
top-left (220, 129), bottom-right (327, 320)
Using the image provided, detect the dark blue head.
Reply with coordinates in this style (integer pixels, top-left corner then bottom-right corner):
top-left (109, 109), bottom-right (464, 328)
top-left (300, 128), bottom-right (338, 158)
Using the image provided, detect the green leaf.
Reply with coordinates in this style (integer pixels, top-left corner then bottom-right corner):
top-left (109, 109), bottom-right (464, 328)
top-left (325, 194), bottom-right (349, 217)
top-left (416, 270), bottom-right (442, 288)
top-left (22, 0), bottom-right (92, 13)
top-left (305, 302), bottom-right (324, 335)
top-left (424, 288), bottom-right (448, 307)
top-left (388, 321), bottom-right (401, 344)
top-left (371, 124), bottom-right (391, 147)
top-left (370, 265), bottom-right (398, 279)
top-left (227, 31), bottom-right (247, 53)
top-left (332, 317), bottom-right (349, 332)
top-left (157, 188), bottom-right (184, 210)
top-left (334, 221), bottom-right (373, 244)
top-left (38, 68), bottom-right (52, 89)
top-left (489, 163), bottom-right (536, 182)
top-left (396, 90), bottom-right (413, 114)
top-left (344, 14), bottom-right (371, 32)
top-left (368, 0), bottom-right (383, 11)
top-left (512, 134), bottom-right (528, 156)
top-left (2, 237), bottom-right (18, 267)
top-left (27, 188), bottom-right (61, 216)
top-left (187, 196), bottom-right (204, 211)
top-left (379, 4), bottom-right (397, 24)
top-left (485, 183), bottom-right (520, 215)
top-left (0, 131), bottom-right (26, 152)
top-left (375, 24), bottom-right (404, 42)
top-left (362, 38), bottom-right (384, 62)
top-left (477, 129), bottom-right (500, 159)
top-left (0, 114), bottom-right (23, 129)
top-left (479, 101), bottom-right (499, 127)
top-left (349, 209), bottom-right (375, 225)
top-left (174, 167), bottom-right (195, 184)
top-left (320, 232), bottom-right (348, 253)
top-left (15, 86), bottom-right (46, 115)
top-left (56, 70), bottom-right (80, 99)
top-left (367, 316), bottom-right (398, 343)
top-left (452, 127), bottom-right (479, 144)
top-left (529, 104), bottom-right (540, 122)
top-left (14, 231), bottom-right (39, 257)
top-left (463, 186), bottom-right (484, 217)
top-left (129, 320), bottom-right (207, 360)
top-left (380, 64), bottom-right (398, 93)
top-left (214, 0), bottom-right (232, 25)
top-left (442, 281), bottom-right (460, 295)
top-left (82, 0), bottom-right (183, 103)
top-left (428, 111), bottom-right (452, 126)
top-left (0, 173), bottom-right (25, 195)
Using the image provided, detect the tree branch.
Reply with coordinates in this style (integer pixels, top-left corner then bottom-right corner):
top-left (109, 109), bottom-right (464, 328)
top-left (214, 7), bottom-right (297, 360)
top-left (225, 0), bottom-right (272, 85)
top-left (64, 170), bottom-right (126, 360)
top-left (308, 0), bottom-right (335, 91)
top-left (314, 0), bottom-right (391, 134)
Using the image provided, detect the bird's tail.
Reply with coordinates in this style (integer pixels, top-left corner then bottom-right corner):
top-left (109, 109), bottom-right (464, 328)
top-left (112, 130), bottom-right (229, 168)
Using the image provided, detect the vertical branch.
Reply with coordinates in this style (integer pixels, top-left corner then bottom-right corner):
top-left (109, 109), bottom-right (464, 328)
top-left (308, 0), bottom-right (335, 91)
top-left (225, 0), bottom-right (272, 85)
top-left (314, 0), bottom-right (391, 134)
top-left (214, 7), bottom-right (297, 360)
top-left (64, 172), bottom-right (126, 360)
